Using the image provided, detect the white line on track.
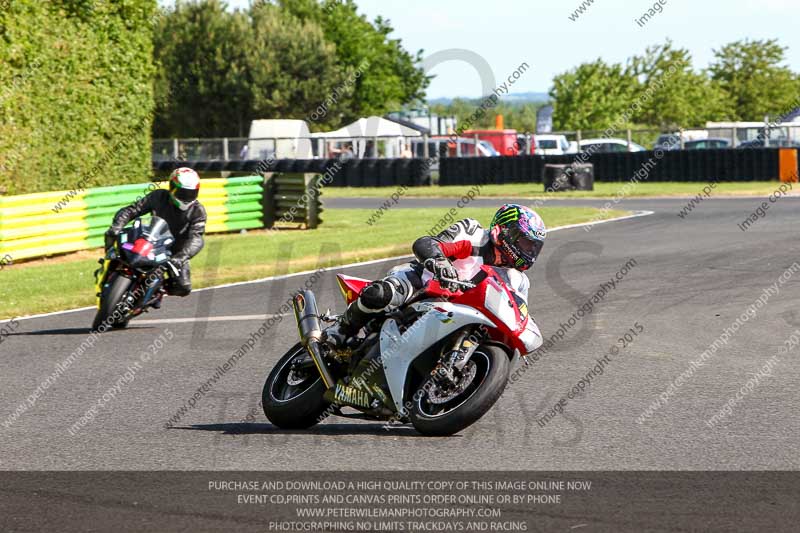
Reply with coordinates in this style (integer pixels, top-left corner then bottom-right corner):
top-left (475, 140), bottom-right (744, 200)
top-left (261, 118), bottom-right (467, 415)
top-left (547, 209), bottom-right (654, 232)
top-left (4, 210), bottom-right (654, 324)
top-left (132, 314), bottom-right (286, 325)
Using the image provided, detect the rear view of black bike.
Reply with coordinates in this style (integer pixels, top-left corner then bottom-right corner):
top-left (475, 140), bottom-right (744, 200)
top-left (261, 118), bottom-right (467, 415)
top-left (92, 216), bottom-right (178, 332)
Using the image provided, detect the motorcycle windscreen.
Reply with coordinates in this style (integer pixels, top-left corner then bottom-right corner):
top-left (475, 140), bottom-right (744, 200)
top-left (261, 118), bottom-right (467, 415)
top-left (142, 216), bottom-right (174, 243)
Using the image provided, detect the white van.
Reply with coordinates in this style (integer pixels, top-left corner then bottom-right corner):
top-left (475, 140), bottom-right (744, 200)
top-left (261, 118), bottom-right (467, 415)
top-left (534, 134), bottom-right (570, 155)
top-left (247, 119), bottom-right (313, 159)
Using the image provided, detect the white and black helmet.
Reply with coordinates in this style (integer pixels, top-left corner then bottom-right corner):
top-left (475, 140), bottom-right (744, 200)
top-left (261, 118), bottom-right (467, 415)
top-left (168, 167), bottom-right (201, 211)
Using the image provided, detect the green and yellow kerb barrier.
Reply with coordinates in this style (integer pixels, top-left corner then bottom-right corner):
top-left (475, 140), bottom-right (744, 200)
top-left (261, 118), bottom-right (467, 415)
top-left (0, 176), bottom-right (265, 261)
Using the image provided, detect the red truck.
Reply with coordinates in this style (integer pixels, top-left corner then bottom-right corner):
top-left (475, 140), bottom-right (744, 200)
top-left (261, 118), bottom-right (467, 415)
top-left (463, 129), bottom-right (528, 156)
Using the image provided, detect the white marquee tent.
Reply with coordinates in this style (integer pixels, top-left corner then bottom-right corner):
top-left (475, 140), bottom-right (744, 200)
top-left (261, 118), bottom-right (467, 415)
top-left (312, 116), bottom-right (421, 157)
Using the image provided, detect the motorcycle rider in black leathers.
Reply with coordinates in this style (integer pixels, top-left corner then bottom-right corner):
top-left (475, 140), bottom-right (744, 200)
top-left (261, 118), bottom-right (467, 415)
top-left (106, 167), bottom-right (206, 297)
top-left (325, 203), bottom-right (546, 356)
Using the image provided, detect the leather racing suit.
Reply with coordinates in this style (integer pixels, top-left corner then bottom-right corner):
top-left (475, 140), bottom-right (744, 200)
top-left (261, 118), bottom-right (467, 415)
top-left (339, 218), bottom-right (543, 355)
top-left (109, 189), bottom-right (207, 296)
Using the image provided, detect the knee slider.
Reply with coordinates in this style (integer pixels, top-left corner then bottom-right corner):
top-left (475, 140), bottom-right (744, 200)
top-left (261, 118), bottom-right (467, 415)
top-left (361, 281), bottom-right (393, 310)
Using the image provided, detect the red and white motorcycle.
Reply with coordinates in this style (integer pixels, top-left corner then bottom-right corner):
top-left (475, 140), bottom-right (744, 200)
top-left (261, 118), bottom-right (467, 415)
top-left (262, 264), bottom-right (536, 436)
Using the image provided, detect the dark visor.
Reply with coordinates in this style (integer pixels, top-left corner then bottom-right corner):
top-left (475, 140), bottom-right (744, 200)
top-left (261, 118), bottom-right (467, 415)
top-left (516, 235), bottom-right (544, 259)
top-left (174, 187), bottom-right (199, 203)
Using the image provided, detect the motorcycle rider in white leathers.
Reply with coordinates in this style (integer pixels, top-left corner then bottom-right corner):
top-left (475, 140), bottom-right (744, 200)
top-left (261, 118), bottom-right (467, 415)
top-left (326, 204), bottom-right (544, 356)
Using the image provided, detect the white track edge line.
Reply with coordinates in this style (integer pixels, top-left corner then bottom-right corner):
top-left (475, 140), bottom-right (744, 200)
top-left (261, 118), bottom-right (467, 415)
top-left (131, 314), bottom-right (286, 325)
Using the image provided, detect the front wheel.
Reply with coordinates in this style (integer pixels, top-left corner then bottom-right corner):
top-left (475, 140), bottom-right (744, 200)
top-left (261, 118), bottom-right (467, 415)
top-left (92, 274), bottom-right (132, 332)
top-left (409, 345), bottom-right (510, 436)
top-left (262, 343), bottom-right (331, 429)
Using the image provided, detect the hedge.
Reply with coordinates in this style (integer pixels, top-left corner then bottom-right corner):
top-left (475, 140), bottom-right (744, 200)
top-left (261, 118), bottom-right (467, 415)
top-left (0, 0), bottom-right (156, 195)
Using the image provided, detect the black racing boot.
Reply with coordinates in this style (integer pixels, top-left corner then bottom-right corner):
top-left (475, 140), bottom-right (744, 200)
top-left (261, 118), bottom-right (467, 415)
top-left (325, 279), bottom-right (403, 349)
top-left (323, 301), bottom-right (372, 349)
top-left (151, 292), bottom-right (164, 309)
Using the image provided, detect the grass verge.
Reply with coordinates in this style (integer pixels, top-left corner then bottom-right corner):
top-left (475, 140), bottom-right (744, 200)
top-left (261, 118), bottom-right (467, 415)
top-left (323, 181), bottom-right (787, 199)
top-left (0, 207), bottom-right (627, 319)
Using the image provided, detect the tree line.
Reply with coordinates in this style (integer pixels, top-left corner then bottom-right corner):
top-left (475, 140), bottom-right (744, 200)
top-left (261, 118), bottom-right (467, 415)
top-left (148, 2), bottom-right (800, 137)
top-left (153, 0), bottom-right (429, 138)
top-left (431, 39), bottom-right (800, 134)
top-left (3, 0), bottom-right (798, 195)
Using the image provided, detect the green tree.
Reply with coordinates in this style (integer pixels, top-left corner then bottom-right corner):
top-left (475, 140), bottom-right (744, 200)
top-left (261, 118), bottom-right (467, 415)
top-left (548, 41), bottom-right (745, 132)
top-left (153, 0), bottom-right (428, 136)
top-left (279, 0), bottom-right (429, 124)
top-left (503, 103), bottom-right (542, 133)
top-left (153, 0), bottom-right (252, 137)
top-left (629, 41), bottom-right (733, 128)
top-left (430, 98), bottom-right (486, 130)
top-left (429, 100), bottom-right (544, 133)
top-left (709, 38), bottom-right (798, 121)
top-left (549, 59), bottom-right (638, 130)
top-left (246, 2), bottom-right (344, 127)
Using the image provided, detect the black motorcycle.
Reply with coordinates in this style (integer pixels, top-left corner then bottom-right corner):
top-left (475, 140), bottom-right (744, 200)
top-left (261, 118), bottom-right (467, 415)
top-left (92, 216), bottom-right (177, 331)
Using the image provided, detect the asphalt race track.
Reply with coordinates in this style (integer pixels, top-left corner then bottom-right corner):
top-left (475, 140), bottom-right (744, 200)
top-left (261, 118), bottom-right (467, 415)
top-left (2, 196), bottom-right (799, 472)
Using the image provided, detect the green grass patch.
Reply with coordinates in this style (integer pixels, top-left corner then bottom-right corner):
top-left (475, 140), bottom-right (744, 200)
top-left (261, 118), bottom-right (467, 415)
top-left (0, 206), bottom-right (627, 319)
top-left (323, 181), bottom-right (786, 199)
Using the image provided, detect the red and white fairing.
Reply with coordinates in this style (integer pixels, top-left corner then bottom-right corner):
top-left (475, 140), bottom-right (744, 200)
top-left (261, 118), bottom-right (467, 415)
top-left (336, 266), bottom-right (538, 354)
top-left (336, 275), bottom-right (370, 306)
top-left (422, 266), bottom-right (536, 355)
top-left (336, 265), bottom-right (541, 411)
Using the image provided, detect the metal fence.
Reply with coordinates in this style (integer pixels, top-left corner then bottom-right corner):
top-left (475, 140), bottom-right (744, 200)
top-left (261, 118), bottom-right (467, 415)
top-left (153, 138), bottom-right (250, 162)
top-left (154, 123), bottom-right (800, 164)
top-left (154, 135), bottom-right (514, 164)
top-left (154, 136), bottom-right (429, 161)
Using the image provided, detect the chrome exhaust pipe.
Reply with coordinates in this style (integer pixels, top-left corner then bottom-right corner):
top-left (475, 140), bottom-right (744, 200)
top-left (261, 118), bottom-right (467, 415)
top-left (293, 291), bottom-right (334, 389)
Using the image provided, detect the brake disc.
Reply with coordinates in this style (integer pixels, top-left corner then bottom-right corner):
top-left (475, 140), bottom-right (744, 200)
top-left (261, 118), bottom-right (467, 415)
top-left (426, 361), bottom-right (477, 404)
top-left (286, 369), bottom-right (309, 386)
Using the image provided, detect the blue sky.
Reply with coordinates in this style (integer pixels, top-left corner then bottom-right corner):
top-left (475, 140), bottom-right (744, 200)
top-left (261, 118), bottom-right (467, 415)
top-left (159, 0), bottom-right (800, 99)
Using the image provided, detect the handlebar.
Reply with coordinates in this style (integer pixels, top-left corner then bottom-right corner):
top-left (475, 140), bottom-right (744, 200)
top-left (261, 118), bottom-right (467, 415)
top-left (438, 276), bottom-right (476, 290)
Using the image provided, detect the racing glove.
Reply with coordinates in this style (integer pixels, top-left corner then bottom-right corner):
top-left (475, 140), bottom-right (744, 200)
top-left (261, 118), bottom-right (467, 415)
top-left (159, 257), bottom-right (184, 284)
top-left (424, 257), bottom-right (459, 290)
top-left (168, 256), bottom-right (185, 271)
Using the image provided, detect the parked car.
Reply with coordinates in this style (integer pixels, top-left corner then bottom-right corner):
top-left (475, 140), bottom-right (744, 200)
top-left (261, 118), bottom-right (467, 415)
top-left (707, 121), bottom-right (800, 148)
top-left (478, 140), bottom-right (499, 156)
top-left (534, 134), bottom-right (571, 155)
top-left (653, 130), bottom-right (708, 151)
top-left (410, 137), bottom-right (499, 158)
top-left (453, 139), bottom-right (500, 157)
top-left (684, 138), bottom-right (731, 149)
top-left (738, 138), bottom-right (800, 148)
top-left (653, 134), bottom-right (682, 151)
top-left (568, 138), bottom-right (646, 153)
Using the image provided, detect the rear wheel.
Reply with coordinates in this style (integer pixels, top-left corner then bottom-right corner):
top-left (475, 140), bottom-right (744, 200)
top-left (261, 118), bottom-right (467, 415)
top-left (409, 345), bottom-right (510, 436)
top-left (262, 343), bottom-right (331, 429)
top-left (92, 274), bottom-right (132, 332)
